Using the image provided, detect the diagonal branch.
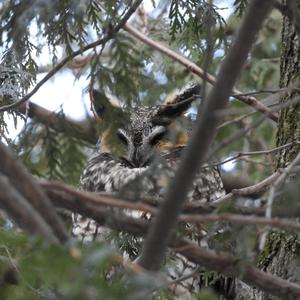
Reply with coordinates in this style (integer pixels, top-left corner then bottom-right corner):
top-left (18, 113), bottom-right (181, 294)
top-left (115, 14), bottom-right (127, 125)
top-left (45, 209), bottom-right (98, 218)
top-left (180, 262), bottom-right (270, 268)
top-left (173, 239), bottom-right (300, 299)
top-left (19, 101), bottom-right (98, 144)
top-left (266, 151), bottom-right (300, 219)
top-left (0, 0), bottom-right (143, 113)
top-left (0, 142), bottom-right (68, 243)
top-left (0, 174), bottom-right (58, 242)
top-left (180, 213), bottom-right (300, 232)
top-left (212, 141), bottom-right (300, 167)
top-left (124, 23), bottom-right (278, 122)
top-left (217, 169), bottom-right (283, 204)
top-left (137, 0), bottom-right (275, 271)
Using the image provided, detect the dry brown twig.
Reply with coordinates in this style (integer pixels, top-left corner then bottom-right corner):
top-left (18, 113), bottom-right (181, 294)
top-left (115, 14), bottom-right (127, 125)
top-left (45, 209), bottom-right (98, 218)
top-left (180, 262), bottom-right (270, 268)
top-left (40, 176), bottom-right (300, 233)
top-left (211, 140), bottom-right (300, 168)
top-left (2, 167), bottom-right (300, 299)
top-left (265, 151), bottom-right (300, 219)
top-left (259, 151), bottom-right (300, 249)
top-left (37, 182), bottom-right (300, 299)
top-left (210, 96), bottom-right (300, 159)
top-left (124, 23), bottom-right (278, 122)
top-left (19, 101), bottom-right (98, 144)
top-left (173, 239), bottom-right (300, 299)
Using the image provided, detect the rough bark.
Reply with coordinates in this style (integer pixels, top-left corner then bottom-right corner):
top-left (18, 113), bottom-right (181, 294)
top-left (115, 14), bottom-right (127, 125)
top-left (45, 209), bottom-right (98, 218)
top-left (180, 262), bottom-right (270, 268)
top-left (276, 2), bottom-right (300, 168)
top-left (245, 1), bottom-right (300, 299)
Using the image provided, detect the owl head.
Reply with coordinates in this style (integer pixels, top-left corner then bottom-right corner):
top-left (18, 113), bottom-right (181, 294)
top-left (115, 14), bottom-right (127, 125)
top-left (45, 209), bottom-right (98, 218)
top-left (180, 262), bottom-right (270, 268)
top-left (89, 84), bottom-right (200, 167)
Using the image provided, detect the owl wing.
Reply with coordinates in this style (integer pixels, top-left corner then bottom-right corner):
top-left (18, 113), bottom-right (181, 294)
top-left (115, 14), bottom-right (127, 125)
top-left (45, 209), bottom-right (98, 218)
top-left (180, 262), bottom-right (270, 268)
top-left (162, 147), bottom-right (225, 203)
top-left (72, 150), bottom-right (147, 242)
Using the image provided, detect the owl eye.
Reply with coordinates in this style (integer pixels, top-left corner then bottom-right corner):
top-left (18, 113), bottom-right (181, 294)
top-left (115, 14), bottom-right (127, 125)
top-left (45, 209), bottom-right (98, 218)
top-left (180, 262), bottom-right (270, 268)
top-left (117, 129), bottom-right (129, 145)
top-left (149, 126), bottom-right (167, 146)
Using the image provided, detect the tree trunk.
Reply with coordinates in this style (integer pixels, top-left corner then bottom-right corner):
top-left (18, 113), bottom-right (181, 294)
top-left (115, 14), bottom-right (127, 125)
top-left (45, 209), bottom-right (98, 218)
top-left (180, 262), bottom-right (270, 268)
top-left (236, 2), bottom-right (300, 299)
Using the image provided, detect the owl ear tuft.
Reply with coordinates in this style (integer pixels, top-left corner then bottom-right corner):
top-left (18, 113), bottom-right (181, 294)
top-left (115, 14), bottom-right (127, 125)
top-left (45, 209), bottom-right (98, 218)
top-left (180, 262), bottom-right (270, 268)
top-left (152, 83), bottom-right (201, 125)
top-left (89, 89), bottom-right (116, 120)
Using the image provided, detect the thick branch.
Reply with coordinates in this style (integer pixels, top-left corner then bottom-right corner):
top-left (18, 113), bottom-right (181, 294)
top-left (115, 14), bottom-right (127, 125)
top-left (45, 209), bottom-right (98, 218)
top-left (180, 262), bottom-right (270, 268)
top-left (41, 180), bottom-right (300, 232)
top-left (40, 180), bottom-right (157, 215)
top-left (19, 102), bottom-right (98, 144)
top-left (41, 160), bottom-right (300, 219)
top-left (0, 142), bottom-right (67, 242)
top-left (44, 187), bottom-right (148, 237)
top-left (0, 175), bottom-right (58, 242)
top-left (173, 240), bottom-right (300, 299)
top-left (40, 181), bottom-right (300, 299)
top-left (137, 0), bottom-right (275, 271)
top-left (41, 181), bottom-right (300, 233)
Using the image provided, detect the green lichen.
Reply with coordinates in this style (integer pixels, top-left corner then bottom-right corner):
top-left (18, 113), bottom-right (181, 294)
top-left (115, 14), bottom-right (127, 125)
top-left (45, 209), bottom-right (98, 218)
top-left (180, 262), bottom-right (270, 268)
top-left (258, 231), bottom-right (300, 273)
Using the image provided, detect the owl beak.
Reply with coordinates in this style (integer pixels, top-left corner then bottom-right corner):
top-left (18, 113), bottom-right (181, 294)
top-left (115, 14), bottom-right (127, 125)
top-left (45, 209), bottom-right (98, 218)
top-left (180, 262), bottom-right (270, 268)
top-left (122, 149), bottom-right (150, 168)
top-left (120, 156), bottom-right (136, 168)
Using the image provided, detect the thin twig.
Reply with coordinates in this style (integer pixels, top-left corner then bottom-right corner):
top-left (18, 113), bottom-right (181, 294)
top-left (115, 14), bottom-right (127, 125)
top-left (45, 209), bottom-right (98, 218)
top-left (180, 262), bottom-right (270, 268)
top-left (266, 152), bottom-right (300, 219)
top-left (215, 169), bottom-right (283, 204)
top-left (232, 87), bottom-right (300, 97)
top-left (0, 0), bottom-right (143, 113)
top-left (124, 23), bottom-right (278, 122)
top-left (258, 152), bottom-right (300, 250)
top-left (222, 81), bottom-right (300, 118)
top-left (211, 141), bottom-right (300, 167)
top-left (180, 213), bottom-right (300, 232)
top-left (210, 97), bottom-right (300, 159)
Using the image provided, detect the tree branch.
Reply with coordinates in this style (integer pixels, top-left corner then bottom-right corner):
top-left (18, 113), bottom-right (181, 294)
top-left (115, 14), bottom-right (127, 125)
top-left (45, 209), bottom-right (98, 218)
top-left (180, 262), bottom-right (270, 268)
top-left (39, 181), bottom-right (300, 299)
top-left (216, 169), bottom-right (283, 204)
top-left (41, 179), bottom-right (300, 233)
top-left (137, 0), bottom-right (275, 271)
top-left (0, 142), bottom-right (68, 243)
top-left (173, 239), bottom-right (300, 299)
top-left (180, 213), bottom-right (300, 232)
top-left (124, 23), bottom-right (278, 122)
top-left (266, 151), bottom-right (300, 218)
top-left (40, 180), bottom-right (158, 215)
top-left (212, 141), bottom-right (300, 168)
top-left (0, 174), bottom-right (58, 242)
top-left (44, 186), bottom-right (148, 237)
top-left (19, 101), bottom-right (98, 144)
top-left (210, 96), bottom-right (300, 159)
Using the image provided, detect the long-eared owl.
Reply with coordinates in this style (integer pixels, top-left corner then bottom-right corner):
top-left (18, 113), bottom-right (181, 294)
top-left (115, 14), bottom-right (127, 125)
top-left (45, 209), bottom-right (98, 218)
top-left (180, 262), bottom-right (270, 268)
top-left (72, 84), bottom-right (226, 297)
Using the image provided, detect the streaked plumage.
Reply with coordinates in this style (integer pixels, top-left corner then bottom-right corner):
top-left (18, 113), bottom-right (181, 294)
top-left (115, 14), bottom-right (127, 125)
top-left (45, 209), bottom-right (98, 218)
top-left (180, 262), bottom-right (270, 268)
top-left (72, 85), bottom-right (227, 298)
